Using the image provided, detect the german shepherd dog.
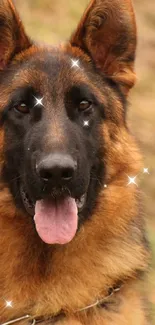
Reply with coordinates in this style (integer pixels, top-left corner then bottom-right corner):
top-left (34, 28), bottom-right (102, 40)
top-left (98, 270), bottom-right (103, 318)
top-left (0, 0), bottom-right (150, 324)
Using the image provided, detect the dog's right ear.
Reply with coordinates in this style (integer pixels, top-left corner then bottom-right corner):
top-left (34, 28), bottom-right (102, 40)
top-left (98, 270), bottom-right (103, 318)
top-left (0, 0), bottom-right (31, 70)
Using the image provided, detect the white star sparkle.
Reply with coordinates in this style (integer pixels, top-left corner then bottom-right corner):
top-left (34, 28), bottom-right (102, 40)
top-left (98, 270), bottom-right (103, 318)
top-left (83, 120), bottom-right (89, 127)
top-left (104, 184), bottom-right (107, 188)
top-left (34, 96), bottom-right (44, 107)
top-left (71, 59), bottom-right (80, 68)
top-left (5, 300), bottom-right (13, 308)
top-left (127, 176), bottom-right (138, 186)
top-left (143, 168), bottom-right (149, 174)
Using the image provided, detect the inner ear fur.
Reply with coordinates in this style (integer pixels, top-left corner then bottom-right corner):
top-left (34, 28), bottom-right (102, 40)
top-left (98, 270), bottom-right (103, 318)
top-left (0, 0), bottom-right (31, 69)
top-left (70, 0), bottom-right (137, 95)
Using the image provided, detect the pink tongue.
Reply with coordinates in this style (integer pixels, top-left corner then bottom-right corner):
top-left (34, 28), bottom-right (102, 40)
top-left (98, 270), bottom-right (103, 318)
top-left (34, 197), bottom-right (78, 245)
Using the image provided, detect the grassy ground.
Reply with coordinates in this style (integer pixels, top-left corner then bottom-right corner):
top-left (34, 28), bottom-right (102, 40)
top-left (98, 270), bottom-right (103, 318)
top-left (14, 0), bottom-right (155, 321)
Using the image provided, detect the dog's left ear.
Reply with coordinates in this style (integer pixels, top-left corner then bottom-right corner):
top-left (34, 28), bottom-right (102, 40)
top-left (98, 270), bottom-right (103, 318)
top-left (0, 0), bottom-right (31, 70)
top-left (70, 0), bottom-right (137, 95)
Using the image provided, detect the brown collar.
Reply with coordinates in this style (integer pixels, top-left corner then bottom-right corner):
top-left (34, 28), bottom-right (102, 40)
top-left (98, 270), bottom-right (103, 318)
top-left (2, 282), bottom-right (122, 325)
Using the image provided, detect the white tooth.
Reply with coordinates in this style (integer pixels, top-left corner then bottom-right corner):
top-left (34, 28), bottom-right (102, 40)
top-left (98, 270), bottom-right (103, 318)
top-left (76, 194), bottom-right (86, 209)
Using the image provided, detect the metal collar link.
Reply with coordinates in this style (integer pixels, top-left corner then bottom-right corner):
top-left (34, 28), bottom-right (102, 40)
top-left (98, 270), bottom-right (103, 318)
top-left (1, 315), bottom-right (35, 325)
top-left (77, 282), bottom-right (122, 312)
top-left (1, 283), bottom-right (122, 325)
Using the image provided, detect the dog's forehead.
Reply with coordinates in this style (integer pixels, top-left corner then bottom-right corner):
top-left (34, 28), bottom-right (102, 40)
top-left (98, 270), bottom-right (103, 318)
top-left (12, 49), bottom-right (90, 93)
top-left (0, 47), bottom-right (111, 115)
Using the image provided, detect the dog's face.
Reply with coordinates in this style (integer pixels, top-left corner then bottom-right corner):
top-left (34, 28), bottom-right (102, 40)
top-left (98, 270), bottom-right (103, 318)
top-left (2, 52), bottom-right (105, 244)
top-left (0, 0), bottom-right (137, 245)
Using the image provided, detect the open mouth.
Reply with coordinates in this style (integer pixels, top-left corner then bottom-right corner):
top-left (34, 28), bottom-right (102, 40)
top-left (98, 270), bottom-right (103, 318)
top-left (20, 185), bottom-right (87, 245)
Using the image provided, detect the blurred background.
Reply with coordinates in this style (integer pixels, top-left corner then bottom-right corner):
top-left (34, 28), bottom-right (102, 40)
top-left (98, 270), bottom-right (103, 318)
top-left (14, 0), bottom-right (155, 321)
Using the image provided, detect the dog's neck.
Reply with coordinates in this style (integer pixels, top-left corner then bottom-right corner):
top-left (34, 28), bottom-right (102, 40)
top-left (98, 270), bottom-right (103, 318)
top-left (0, 182), bottom-right (149, 321)
top-left (1, 282), bottom-right (123, 325)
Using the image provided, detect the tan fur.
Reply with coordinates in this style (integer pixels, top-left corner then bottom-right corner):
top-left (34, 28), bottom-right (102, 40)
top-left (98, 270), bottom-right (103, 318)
top-left (0, 0), bottom-right (150, 324)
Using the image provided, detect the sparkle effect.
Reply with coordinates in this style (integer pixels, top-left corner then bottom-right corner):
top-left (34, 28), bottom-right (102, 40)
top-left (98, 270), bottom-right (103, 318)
top-left (83, 120), bottom-right (89, 127)
top-left (127, 176), bottom-right (137, 186)
top-left (104, 184), bottom-right (107, 188)
top-left (34, 96), bottom-right (44, 107)
top-left (5, 300), bottom-right (13, 308)
top-left (71, 59), bottom-right (80, 68)
top-left (143, 168), bottom-right (149, 174)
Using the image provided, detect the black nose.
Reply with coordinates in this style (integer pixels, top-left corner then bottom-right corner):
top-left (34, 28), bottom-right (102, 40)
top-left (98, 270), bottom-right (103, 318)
top-left (36, 153), bottom-right (77, 183)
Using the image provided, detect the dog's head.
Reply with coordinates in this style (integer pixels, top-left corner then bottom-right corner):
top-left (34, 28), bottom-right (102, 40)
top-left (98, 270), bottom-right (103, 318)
top-left (0, 0), bottom-right (137, 245)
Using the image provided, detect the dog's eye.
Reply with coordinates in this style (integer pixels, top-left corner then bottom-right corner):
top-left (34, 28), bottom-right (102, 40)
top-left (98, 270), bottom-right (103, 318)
top-left (79, 100), bottom-right (92, 112)
top-left (14, 103), bottom-right (29, 114)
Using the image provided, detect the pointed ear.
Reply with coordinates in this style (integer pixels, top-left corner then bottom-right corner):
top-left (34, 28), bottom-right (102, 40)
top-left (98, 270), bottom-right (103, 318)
top-left (0, 0), bottom-right (31, 70)
top-left (70, 0), bottom-right (137, 95)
